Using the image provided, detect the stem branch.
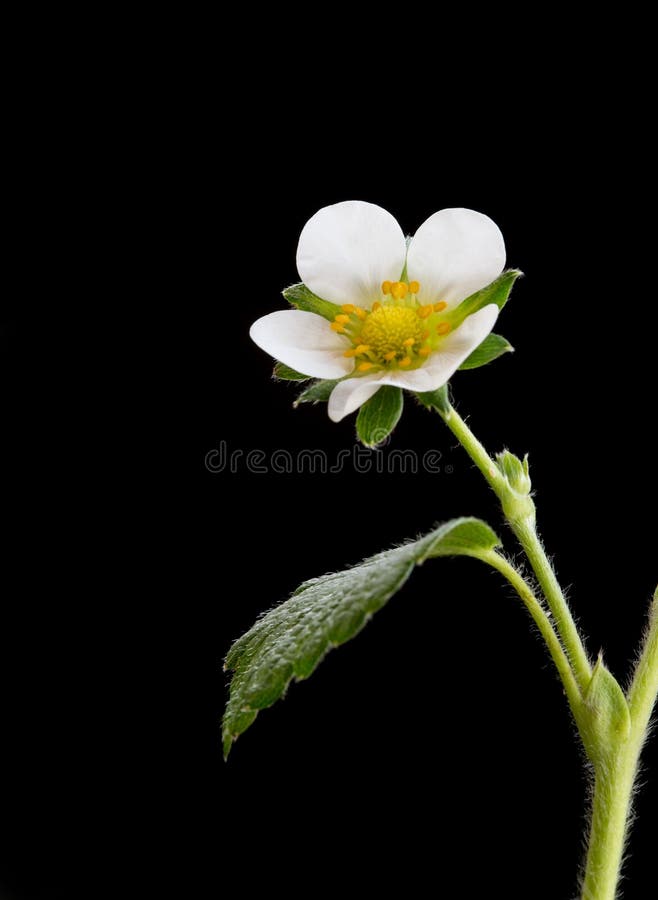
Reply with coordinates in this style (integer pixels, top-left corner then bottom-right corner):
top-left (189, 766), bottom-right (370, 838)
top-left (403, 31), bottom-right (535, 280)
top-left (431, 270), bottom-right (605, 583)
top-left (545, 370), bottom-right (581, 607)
top-left (438, 402), bottom-right (591, 691)
top-left (480, 550), bottom-right (582, 720)
top-left (432, 398), bottom-right (658, 899)
top-left (582, 593), bottom-right (658, 898)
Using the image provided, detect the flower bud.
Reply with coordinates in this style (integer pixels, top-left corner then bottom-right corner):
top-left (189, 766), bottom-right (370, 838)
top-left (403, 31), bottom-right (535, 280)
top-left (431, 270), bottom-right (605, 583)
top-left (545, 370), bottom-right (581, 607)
top-left (496, 450), bottom-right (532, 496)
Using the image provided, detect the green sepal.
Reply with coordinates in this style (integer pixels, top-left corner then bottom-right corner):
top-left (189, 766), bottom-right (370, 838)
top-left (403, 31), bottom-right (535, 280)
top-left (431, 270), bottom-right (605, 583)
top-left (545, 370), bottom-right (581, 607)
top-left (356, 386), bottom-right (403, 447)
top-left (416, 384), bottom-right (451, 416)
top-left (294, 379), bottom-right (338, 406)
top-left (459, 333), bottom-right (514, 370)
top-left (446, 270), bottom-right (523, 333)
top-left (282, 282), bottom-right (342, 322)
top-left (273, 362), bottom-right (311, 381)
top-left (223, 517), bottom-right (501, 757)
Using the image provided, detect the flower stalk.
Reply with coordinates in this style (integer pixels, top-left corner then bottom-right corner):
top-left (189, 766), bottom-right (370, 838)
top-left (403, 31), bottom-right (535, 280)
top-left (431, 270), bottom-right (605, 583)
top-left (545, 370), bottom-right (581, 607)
top-left (436, 401), bottom-right (592, 691)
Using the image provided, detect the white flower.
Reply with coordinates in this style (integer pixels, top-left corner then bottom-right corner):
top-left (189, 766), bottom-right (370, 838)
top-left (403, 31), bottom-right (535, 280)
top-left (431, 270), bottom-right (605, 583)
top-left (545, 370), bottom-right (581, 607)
top-left (250, 201), bottom-right (505, 422)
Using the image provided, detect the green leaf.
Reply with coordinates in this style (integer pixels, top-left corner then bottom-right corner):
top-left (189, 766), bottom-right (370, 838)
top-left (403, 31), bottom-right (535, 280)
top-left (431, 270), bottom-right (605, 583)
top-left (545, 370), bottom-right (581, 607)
top-left (223, 517), bottom-right (501, 757)
top-left (282, 282), bottom-right (342, 322)
top-left (356, 386), bottom-right (403, 447)
top-left (459, 333), bottom-right (514, 370)
top-left (422, 519), bottom-right (501, 558)
top-left (294, 379), bottom-right (338, 406)
top-left (416, 384), bottom-right (451, 415)
top-left (273, 362), bottom-right (311, 381)
top-left (582, 656), bottom-right (631, 764)
top-left (452, 270), bottom-right (523, 325)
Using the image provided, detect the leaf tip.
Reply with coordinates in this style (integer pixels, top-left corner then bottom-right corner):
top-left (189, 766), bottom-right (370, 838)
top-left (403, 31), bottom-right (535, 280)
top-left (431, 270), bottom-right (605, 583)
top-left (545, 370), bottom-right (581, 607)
top-left (222, 732), bottom-right (235, 761)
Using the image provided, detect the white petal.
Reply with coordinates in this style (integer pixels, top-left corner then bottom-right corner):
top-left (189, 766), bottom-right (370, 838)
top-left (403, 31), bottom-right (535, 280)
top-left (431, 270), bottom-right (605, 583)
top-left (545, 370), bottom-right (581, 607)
top-left (327, 374), bottom-right (385, 422)
top-left (297, 201), bottom-right (407, 307)
top-left (250, 310), bottom-right (354, 379)
top-left (407, 208), bottom-right (505, 307)
top-left (368, 305), bottom-right (500, 393)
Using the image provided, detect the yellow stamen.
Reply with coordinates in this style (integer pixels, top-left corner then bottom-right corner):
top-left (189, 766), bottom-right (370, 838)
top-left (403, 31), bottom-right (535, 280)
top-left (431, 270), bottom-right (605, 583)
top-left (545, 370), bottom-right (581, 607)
top-left (341, 304), bottom-right (355, 313)
top-left (418, 346), bottom-right (431, 357)
top-left (330, 322), bottom-right (345, 333)
top-left (409, 281), bottom-right (420, 293)
top-left (381, 281), bottom-right (392, 295)
top-left (334, 314), bottom-right (350, 324)
top-left (434, 301), bottom-right (447, 312)
top-left (417, 305), bottom-right (433, 319)
top-left (344, 349), bottom-right (358, 358)
top-left (421, 329), bottom-right (430, 340)
top-left (391, 282), bottom-right (408, 300)
top-left (354, 307), bottom-right (367, 320)
top-left (358, 361), bottom-right (374, 372)
top-left (372, 301), bottom-right (382, 312)
top-left (436, 322), bottom-right (451, 335)
top-left (402, 337), bottom-right (415, 347)
top-left (383, 351), bottom-right (397, 361)
top-left (399, 356), bottom-right (411, 367)
top-left (355, 344), bottom-right (371, 354)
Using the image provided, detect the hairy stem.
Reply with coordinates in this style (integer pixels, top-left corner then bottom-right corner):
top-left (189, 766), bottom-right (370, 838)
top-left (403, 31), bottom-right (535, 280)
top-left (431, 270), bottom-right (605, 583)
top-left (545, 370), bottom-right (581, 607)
top-left (582, 756), bottom-right (635, 900)
top-left (628, 589), bottom-right (658, 734)
top-left (437, 402), bottom-right (591, 690)
top-left (432, 397), bottom-right (657, 899)
top-left (511, 518), bottom-right (592, 691)
top-left (582, 590), bottom-right (658, 898)
top-left (480, 550), bottom-right (582, 719)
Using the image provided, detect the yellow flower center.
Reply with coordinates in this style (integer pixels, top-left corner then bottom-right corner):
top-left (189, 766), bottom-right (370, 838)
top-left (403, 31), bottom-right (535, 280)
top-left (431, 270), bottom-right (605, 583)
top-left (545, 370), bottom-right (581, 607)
top-left (359, 306), bottom-right (425, 360)
top-left (330, 281), bottom-right (452, 372)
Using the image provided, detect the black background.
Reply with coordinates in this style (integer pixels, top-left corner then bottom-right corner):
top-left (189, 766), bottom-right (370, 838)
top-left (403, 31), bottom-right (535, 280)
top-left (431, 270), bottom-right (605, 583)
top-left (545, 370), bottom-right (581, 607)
top-left (1, 84), bottom-right (657, 898)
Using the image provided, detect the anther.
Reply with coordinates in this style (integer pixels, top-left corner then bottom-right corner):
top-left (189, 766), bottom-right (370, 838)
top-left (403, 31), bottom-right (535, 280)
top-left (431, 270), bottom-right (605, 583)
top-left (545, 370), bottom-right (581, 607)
top-left (358, 361), bottom-right (374, 371)
top-left (409, 281), bottom-right (420, 293)
top-left (436, 322), bottom-right (451, 335)
top-left (399, 356), bottom-right (411, 367)
top-left (434, 301), bottom-right (447, 312)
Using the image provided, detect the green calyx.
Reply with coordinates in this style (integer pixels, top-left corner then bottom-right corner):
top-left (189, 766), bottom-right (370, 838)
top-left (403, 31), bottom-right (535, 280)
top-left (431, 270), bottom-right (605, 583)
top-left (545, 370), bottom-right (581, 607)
top-left (496, 450), bottom-right (532, 495)
top-left (495, 450), bottom-right (535, 523)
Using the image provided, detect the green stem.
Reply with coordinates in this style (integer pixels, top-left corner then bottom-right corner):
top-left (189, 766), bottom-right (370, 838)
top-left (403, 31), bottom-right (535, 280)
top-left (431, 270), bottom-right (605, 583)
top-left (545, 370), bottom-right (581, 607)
top-left (582, 591), bottom-right (658, 899)
top-left (438, 402), bottom-right (592, 691)
top-left (512, 518), bottom-right (592, 692)
top-left (582, 757), bottom-right (635, 900)
top-left (431, 396), bottom-right (658, 899)
top-left (480, 550), bottom-right (582, 721)
top-left (628, 589), bottom-right (658, 731)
